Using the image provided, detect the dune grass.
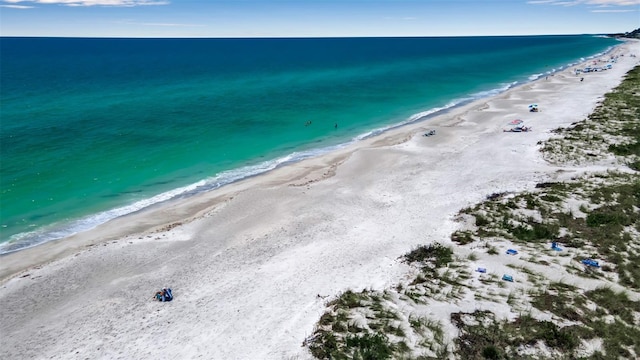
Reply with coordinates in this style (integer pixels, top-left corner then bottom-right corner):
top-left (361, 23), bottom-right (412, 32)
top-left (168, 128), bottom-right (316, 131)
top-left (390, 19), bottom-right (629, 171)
top-left (304, 245), bottom-right (459, 359)
top-left (453, 170), bottom-right (639, 288)
top-left (452, 311), bottom-right (581, 359)
top-left (542, 65), bottom-right (640, 168)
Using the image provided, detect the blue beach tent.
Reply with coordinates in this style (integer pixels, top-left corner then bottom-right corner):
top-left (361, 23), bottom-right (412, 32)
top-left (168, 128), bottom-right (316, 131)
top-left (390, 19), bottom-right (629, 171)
top-left (502, 274), bottom-right (514, 282)
top-left (506, 249), bottom-right (518, 255)
top-left (581, 259), bottom-right (600, 268)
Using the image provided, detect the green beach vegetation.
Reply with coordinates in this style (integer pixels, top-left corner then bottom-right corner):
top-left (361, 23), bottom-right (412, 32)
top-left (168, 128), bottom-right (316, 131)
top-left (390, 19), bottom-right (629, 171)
top-left (541, 64), bottom-right (640, 170)
top-left (303, 244), bottom-right (458, 359)
top-left (304, 66), bottom-right (640, 359)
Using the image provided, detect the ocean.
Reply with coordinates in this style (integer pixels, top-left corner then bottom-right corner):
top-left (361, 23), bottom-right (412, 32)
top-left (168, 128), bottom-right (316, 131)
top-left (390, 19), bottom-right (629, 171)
top-left (0, 35), bottom-right (619, 253)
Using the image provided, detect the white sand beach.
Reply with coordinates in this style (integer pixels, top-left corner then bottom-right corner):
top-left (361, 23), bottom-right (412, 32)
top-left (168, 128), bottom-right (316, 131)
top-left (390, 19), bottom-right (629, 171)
top-left (1, 40), bottom-right (639, 360)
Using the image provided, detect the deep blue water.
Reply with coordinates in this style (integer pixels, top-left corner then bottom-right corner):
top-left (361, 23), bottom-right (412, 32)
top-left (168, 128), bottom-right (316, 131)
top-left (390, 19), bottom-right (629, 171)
top-left (0, 35), bottom-right (619, 253)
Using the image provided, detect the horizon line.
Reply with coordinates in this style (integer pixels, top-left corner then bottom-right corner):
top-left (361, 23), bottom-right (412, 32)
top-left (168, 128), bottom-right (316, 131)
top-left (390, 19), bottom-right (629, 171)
top-left (0, 33), bottom-right (611, 40)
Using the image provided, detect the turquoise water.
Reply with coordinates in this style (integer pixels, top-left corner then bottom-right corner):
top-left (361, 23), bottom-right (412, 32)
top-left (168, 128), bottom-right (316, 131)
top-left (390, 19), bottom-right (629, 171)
top-left (0, 36), bottom-right (619, 253)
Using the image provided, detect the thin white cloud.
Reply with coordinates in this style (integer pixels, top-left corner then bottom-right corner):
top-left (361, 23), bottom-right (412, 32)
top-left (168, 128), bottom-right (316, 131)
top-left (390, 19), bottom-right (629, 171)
top-left (554, 1), bottom-right (581, 5)
top-left (528, 0), bottom-right (640, 5)
top-left (114, 19), bottom-right (205, 27)
top-left (2, 0), bottom-right (168, 6)
top-left (382, 16), bottom-right (418, 21)
top-left (591, 8), bottom-right (637, 11)
top-left (586, 0), bottom-right (640, 4)
top-left (526, 0), bottom-right (576, 4)
top-left (139, 22), bottom-right (205, 27)
top-left (0, 4), bottom-right (34, 8)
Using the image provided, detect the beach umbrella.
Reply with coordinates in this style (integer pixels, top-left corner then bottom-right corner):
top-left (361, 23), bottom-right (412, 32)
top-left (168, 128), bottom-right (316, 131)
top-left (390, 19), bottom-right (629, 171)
top-left (528, 104), bottom-right (538, 109)
top-left (508, 119), bottom-right (523, 125)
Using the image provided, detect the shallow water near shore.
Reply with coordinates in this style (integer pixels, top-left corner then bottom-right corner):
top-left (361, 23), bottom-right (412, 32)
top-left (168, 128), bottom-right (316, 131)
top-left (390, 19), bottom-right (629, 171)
top-left (0, 35), bottom-right (619, 253)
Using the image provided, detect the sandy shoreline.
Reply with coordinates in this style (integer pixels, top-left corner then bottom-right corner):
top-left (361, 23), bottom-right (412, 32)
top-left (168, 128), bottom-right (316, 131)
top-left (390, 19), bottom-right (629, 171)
top-left (1, 40), bottom-right (638, 359)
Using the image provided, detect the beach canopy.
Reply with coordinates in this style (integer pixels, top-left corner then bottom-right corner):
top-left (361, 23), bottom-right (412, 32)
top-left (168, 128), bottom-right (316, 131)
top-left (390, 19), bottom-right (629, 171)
top-left (528, 104), bottom-right (538, 109)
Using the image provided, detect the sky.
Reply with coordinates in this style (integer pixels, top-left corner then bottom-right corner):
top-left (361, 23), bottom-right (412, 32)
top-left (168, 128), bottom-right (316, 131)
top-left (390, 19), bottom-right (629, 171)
top-left (0, 0), bottom-right (638, 38)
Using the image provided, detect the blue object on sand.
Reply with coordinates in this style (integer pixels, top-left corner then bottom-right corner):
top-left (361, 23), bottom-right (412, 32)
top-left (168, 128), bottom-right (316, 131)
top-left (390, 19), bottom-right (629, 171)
top-left (506, 249), bottom-right (518, 255)
top-left (551, 242), bottom-right (562, 251)
top-left (581, 259), bottom-right (600, 268)
top-left (477, 267), bottom-right (487, 273)
top-left (502, 274), bottom-right (514, 282)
